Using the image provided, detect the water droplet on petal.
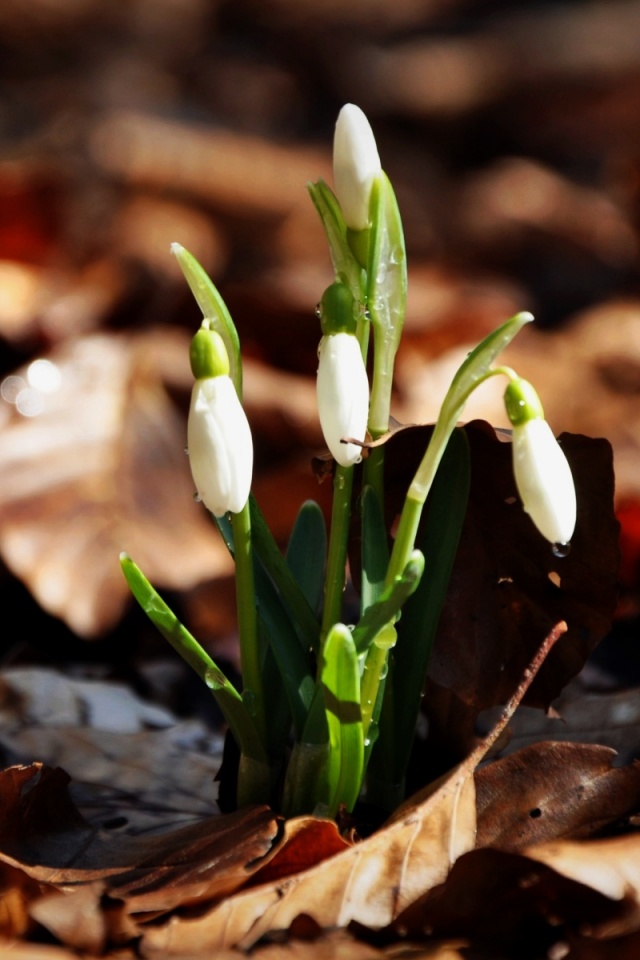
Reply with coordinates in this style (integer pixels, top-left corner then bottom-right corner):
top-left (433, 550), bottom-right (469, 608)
top-left (552, 542), bottom-right (571, 558)
top-left (193, 491), bottom-right (202, 503)
top-left (184, 446), bottom-right (189, 455)
top-left (315, 302), bottom-right (322, 319)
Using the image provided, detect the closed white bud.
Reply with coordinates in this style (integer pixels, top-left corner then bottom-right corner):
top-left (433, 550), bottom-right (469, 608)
top-left (511, 418), bottom-right (576, 546)
top-left (188, 375), bottom-right (253, 516)
top-left (333, 104), bottom-right (381, 232)
top-left (317, 332), bottom-right (369, 467)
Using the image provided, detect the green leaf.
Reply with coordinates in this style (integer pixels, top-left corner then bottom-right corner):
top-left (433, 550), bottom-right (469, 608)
top-left (285, 500), bottom-right (327, 618)
top-left (253, 562), bottom-right (315, 739)
top-left (120, 554), bottom-right (266, 763)
top-left (352, 551), bottom-right (425, 656)
top-left (250, 495), bottom-right (321, 653)
top-left (360, 484), bottom-right (389, 613)
top-left (322, 624), bottom-right (364, 815)
top-left (366, 173), bottom-right (407, 437)
top-left (171, 244), bottom-right (242, 397)
top-left (216, 503), bottom-right (313, 743)
top-left (281, 686), bottom-right (329, 817)
top-left (308, 179), bottom-right (363, 299)
top-left (442, 312), bottom-right (534, 428)
top-left (369, 427), bottom-right (471, 803)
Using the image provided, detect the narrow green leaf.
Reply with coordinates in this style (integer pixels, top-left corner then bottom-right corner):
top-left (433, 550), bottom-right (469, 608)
top-left (360, 484), bottom-right (389, 613)
top-left (282, 685), bottom-right (329, 817)
top-left (351, 551), bottom-right (425, 656)
top-left (120, 554), bottom-right (266, 763)
top-left (250, 495), bottom-right (321, 653)
top-left (253, 562), bottom-right (315, 739)
top-left (371, 427), bottom-right (471, 799)
top-left (171, 244), bottom-right (242, 397)
top-left (285, 500), bottom-right (327, 617)
top-left (322, 624), bottom-right (364, 815)
top-left (442, 312), bottom-right (533, 428)
top-left (216, 505), bottom-right (311, 743)
top-left (366, 173), bottom-right (407, 437)
top-left (308, 179), bottom-right (363, 298)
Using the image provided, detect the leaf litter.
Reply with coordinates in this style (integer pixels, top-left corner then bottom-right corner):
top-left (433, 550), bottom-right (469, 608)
top-left (0, 623), bottom-right (592, 958)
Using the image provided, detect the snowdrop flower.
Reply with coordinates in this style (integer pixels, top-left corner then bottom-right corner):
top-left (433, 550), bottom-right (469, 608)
top-left (333, 104), bottom-right (381, 232)
top-left (188, 323), bottom-right (253, 516)
top-left (316, 283), bottom-right (370, 467)
top-left (504, 377), bottom-right (576, 547)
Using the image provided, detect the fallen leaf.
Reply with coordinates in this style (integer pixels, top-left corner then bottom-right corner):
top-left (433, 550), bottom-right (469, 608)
top-left (524, 834), bottom-right (640, 909)
top-left (138, 767), bottom-right (476, 954)
top-left (393, 845), bottom-right (636, 959)
top-left (0, 330), bottom-right (228, 636)
top-left (421, 422), bottom-right (618, 769)
top-left (476, 742), bottom-right (640, 851)
top-left (0, 764), bottom-right (279, 913)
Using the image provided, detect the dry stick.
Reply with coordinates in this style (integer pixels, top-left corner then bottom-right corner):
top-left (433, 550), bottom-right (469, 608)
top-left (468, 619), bottom-right (568, 771)
top-left (386, 620), bottom-right (568, 822)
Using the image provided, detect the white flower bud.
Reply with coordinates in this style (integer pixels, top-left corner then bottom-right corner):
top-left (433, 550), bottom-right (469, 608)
top-left (511, 418), bottom-right (576, 546)
top-left (333, 104), bottom-right (381, 232)
top-left (188, 375), bottom-right (253, 516)
top-left (317, 332), bottom-right (369, 467)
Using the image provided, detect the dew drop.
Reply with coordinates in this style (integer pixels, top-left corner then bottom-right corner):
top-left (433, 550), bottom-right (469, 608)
top-left (378, 661), bottom-right (389, 681)
top-left (314, 302), bottom-right (322, 319)
top-left (193, 491), bottom-right (202, 503)
top-left (184, 446), bottom-right (189, 455)
top-left (204, 667), bottom-right (224, 691)
top-left (552, 542), bottom-right (571, 559)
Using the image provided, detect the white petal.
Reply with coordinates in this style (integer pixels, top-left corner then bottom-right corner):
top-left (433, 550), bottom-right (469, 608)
top-left (317, 333), bottom-right (369, 467)
top-left (188, 376), bottom-right (253, 516)
top-left (333, 104), bottom-right (381, 232)
top-left (512, 419), bottom-right (576, 545)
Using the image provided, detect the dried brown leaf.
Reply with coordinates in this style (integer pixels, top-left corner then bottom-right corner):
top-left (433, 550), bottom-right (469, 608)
top-left (139, 767), bottom-right (476, 954)
top-left (476, 742), bottom-right (640, 851)
top-left (421, 422), bottom-right (618, 767)
top-left (524, 834), bottom-right (640, 908)
top-left (0, 764), bottom-right (279, 913)
top-left (0, 329), bottom-right (227, 636)
top-left (393, 845), bottom-right (637, 957)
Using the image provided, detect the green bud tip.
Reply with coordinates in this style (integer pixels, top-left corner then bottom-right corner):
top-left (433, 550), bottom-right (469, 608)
top-left (319, 282), bottom-right (358, 336)
top-left (504, 377), bottom-right (545, 427)
top-left (190, 324), bottom-right (230, 379)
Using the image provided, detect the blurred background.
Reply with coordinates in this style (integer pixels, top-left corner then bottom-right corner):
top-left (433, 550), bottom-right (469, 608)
top-left (1, 0), bottom-right (639, 693)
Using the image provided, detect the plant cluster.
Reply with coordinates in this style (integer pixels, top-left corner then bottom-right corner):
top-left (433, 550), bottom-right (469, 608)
top-left (121, 105), bottom-right (577, 820)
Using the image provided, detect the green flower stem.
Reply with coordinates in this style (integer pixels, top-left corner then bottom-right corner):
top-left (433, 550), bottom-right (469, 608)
top-left (321, 464), bottom-right (355, 638)
top-left (386, 365), bottom-right (519, 587)
top-left (231, 501), bottom-right (267, 748)
top-left (385, 494), bottom-right (426, 587)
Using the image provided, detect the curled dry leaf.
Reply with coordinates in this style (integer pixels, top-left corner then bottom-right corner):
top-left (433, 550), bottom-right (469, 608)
top-left (139, 766), bottom-right (476, 954)
top-left (0, 329), bottom-right (228, 637)
top-left (0, 764), bottom-right (279, 914)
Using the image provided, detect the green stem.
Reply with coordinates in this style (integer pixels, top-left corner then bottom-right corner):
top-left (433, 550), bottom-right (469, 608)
top-left (231, 502), bottom-right (267, 747)
top-left (361, 640), bottom-right (389, 737)
top-left (321, 464), bottom-right (355, 638)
